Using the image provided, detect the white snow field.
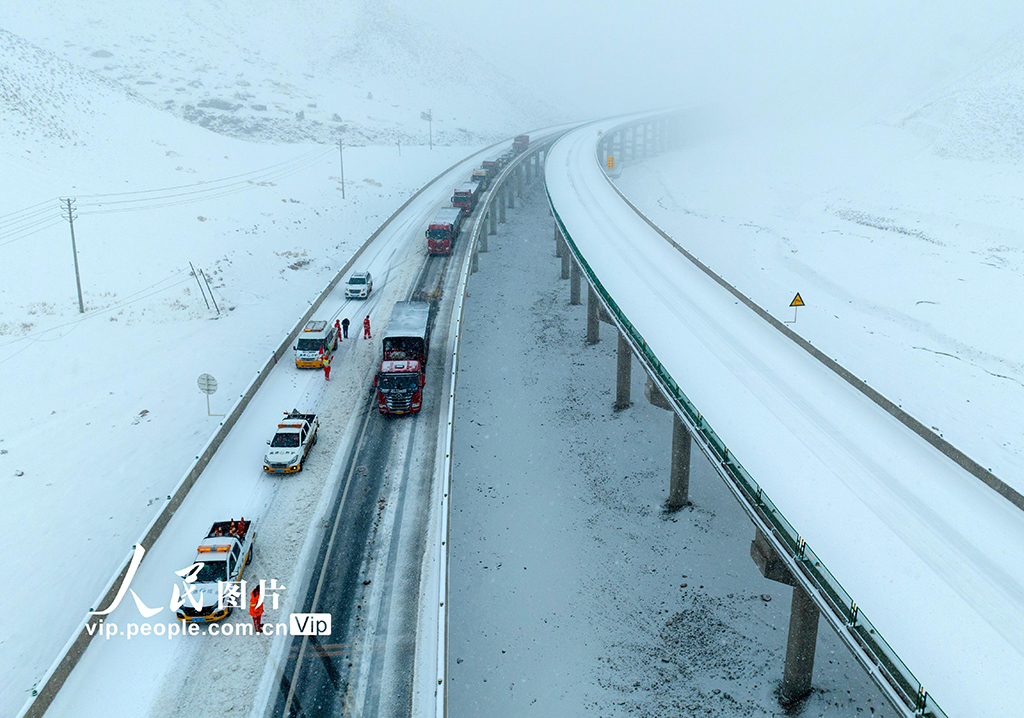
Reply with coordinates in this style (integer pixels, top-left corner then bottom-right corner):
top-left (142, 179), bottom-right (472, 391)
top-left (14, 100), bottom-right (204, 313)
top-left (546, 119), bottom-right (1024, 718)
top-left (0, 14), bottom-right (557, 715)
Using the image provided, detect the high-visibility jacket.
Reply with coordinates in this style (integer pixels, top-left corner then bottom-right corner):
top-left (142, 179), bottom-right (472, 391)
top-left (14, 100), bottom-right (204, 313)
top-left (249, 592), bottom-right (264, 617)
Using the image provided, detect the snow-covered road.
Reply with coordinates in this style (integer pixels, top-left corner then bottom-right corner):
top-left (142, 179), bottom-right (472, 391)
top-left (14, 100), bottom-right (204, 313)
top-left (545, 119), bottom-right (1024, 717)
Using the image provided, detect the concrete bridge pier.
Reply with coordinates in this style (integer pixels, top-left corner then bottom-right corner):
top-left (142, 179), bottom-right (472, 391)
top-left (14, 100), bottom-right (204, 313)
top-left (508, 178), bottom-right (515, 209)
top-left (614, 332), bottom-right (632, 411)
top-left (668, 415), bottom-right (692, 507)
top-left (479, 224), bottom-right (488, 253)
top-left (559, 234), bottom-right (570, 279)
top-left (517, 166), bottom-right (523, 198)
top-left (750, 529), bottom-right (820, 705)
top-left (554, 222), bottom-right (562, 258)
top-left (570, 262), bottom-right (581, 305)
top-left (587, 286), bottom-right (600, 344)
top-left (644, 377), bottom-right (692, 508)
top-left (499, 188), bottom-right (507, 223)
top-left (471, 249), bottom-right (479, 274)
top-left (489, 207), bottom-right (497, 235)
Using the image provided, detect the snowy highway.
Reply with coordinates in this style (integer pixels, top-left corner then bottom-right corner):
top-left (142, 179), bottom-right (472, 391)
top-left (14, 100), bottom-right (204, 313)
top-left (545, 118), bottom-right (1024, 717)
top-left (31, 130), bottom-right (566, 718)
top-left (33, 141), bottom-right (512, 718)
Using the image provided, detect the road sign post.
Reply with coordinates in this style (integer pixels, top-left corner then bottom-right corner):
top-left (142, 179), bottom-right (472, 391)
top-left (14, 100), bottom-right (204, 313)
top-left (197, 373), bottom-right (225, 417)
top-left (785, 293), bottom-right (805, 324)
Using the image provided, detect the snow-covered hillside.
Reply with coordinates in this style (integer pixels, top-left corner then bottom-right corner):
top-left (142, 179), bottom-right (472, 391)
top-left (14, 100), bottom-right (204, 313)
top-left (0, 0), bottom-right (564, 145)
top-left (901, 28), bottom-right (1024, 163)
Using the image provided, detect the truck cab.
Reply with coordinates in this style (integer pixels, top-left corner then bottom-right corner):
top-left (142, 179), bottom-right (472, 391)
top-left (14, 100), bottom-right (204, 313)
top-left (375, 359), bottom-right (425, 415)
top-left (175, 519), bottom-right (255, 623)
top-left (451, 182), bottom-right (481, 216)
top-left (293, 320), bottom-right (337, 368)
top-left (427, 207), bottom-right (464, 255)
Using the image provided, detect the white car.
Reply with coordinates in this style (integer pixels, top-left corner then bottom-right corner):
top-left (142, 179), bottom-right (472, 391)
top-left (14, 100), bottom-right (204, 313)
top-left (345, 271), bottom-right (373, 299)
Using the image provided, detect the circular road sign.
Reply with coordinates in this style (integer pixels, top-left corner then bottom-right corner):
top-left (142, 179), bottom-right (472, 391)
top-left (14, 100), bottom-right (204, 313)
top-left (197, 373), bottom-right (219, 395)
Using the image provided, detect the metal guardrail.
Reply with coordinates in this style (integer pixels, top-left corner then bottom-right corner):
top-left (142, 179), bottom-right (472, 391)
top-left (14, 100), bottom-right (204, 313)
top-left (546, 115), bottom-right (948, 718)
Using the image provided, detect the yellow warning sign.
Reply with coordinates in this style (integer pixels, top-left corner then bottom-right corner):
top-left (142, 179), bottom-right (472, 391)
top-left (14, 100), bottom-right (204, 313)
top-left (790, 293), bottom-right (805, 308)
top-left (607, 155), bottom-right (615, 170)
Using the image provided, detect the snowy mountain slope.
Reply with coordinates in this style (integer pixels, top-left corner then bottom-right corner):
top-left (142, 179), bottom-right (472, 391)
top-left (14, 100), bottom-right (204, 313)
top-left (901, 28), bottom-right (1024, 163)
top-left (0, 27), bottom-right (156, 143)
top-left (0, 0), bottom-right (564, 145)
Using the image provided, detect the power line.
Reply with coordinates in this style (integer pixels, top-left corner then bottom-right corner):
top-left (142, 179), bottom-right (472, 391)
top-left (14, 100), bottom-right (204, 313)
top-left (78, 150), bottom-right (332, 215)
top-left (0, 197), bottom-right (57, 222)
top-left (1, 145), bottom-right (334, 227)
top-left (75, 147), bottom-right (329, 200)
top-left (0, 269), bottom-right (190, 351)
top-left (0, 218), bottom-right (64, 248)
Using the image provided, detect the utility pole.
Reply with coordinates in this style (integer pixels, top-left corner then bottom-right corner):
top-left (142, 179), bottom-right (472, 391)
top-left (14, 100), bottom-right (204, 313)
top-left (60, 198), bottom-right (85, 313)
top-left (338, 139), bottom-right (345, 199)
top-left (189, 261), bottom-right (210, 309)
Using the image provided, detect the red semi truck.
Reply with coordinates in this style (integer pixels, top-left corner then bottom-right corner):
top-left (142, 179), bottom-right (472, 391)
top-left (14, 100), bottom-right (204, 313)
top-left (375, 301), bottom-right (431, 415)
top-left (451, 181), bottom-right (482, 216)
top-left (426, 207), bottom-right (464, 255)
top-left (513, 134), bottom-right (530, 153)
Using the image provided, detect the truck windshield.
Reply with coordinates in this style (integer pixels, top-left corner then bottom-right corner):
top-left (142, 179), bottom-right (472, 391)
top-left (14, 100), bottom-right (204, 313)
top-left (271, 433), bottom-right (301, 447)
top-left (379, 373), bottom-right (419, 391)
top-left (296, 338), bottom-right (323, 351)
top-left (348, 277), bottom-right (366, 285)
top-left (195, 560), bottom-right (228, 584)
top-left (427, 229), bottom-right (450, 240)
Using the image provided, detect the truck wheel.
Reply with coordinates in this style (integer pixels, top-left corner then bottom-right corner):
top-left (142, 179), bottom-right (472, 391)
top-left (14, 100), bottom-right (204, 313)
top-left (246, 545), bottom-right (254, 566)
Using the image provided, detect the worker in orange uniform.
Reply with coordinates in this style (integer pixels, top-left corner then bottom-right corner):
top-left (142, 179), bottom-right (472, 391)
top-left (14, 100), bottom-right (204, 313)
top-left (335, 319), bottom-right (343, 342)
top-left (363, 316), bottom-right (371, 339)
top-left (323, 351), bottom-right (332, 381)
top-left (249, 585), bottom-right (264, 634)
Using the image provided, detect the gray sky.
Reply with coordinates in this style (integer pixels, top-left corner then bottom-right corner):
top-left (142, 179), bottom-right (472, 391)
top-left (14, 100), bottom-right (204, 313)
top-left (408, 1), bottom-right (1020, 124)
